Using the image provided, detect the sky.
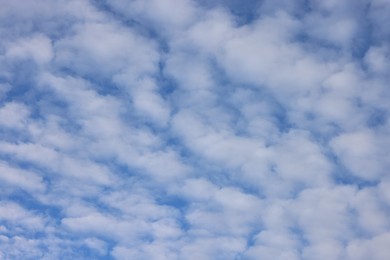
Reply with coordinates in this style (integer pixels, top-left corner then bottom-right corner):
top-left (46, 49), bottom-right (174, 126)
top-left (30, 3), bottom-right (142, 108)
top-left (0, 0), bottom-right (390, 259)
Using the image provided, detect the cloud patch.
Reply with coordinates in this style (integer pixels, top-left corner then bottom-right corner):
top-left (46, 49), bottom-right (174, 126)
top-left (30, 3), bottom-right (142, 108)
top-left (1, 0), bottom-right (389, 259)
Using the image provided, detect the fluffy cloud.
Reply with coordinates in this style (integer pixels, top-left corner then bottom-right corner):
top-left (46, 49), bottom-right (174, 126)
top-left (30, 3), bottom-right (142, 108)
top-left (1, 0), bottom-right (389, 259)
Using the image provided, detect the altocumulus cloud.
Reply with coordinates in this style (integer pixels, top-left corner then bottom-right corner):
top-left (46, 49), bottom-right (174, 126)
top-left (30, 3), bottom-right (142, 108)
top-left (0, 0), bottom-right (390, 259)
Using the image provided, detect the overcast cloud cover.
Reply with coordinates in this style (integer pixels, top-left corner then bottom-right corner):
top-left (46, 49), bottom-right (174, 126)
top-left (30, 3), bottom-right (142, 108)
top-left (0, 0), bottom-right (390, 259)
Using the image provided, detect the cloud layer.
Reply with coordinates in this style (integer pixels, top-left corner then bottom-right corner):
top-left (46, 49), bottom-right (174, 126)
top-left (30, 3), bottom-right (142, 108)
top-left (1, 0), bottom-right (390, 259)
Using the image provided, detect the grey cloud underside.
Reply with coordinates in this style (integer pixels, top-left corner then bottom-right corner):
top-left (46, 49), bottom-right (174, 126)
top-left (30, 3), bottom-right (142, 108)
top-left (0, 0), bottom-right (390, 259)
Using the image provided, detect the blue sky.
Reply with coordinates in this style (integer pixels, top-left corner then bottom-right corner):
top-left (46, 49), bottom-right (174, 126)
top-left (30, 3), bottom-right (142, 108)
top-left (0, 0), bottom-right (390, 259)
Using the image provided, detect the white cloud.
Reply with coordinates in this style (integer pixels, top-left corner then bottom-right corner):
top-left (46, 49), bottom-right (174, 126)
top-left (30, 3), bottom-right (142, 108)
top-left (0, 141), bottom-right (116, 186)
top-left (84, 237), bottom-right (108, 255)
top-left (179, 236), bottom-right (246, 260)
top-left (112, 243), bottom-right (178, 260)
top-left (185, 187), bottom-right (263, 237)
top-left (1, 0), bottom-right (389, 258)
top-left (346, 232), bottom-right (390, 260)
top-left (270, 130), bottom-right (333, 189)
top-left (364, 45), bottom-right (390, 75)
top-left (0, 201), bottom-right (46, 230)
top-left (107, 0), bottom-right (198, 35)
top-left (330, 129), bottom-right (389, 181)
top-left (6, 34), bottom-right (53, 65)
top-left (55, 20), bottom-right (158, 79)
top-left (130, 78), bottom-right (171, 126)
top-left (0, 102), bottom-right (30, 129)
top-left (353, 188), bottom-right (390, 236)
top-left (291, 186), bottom-right (356, 243)
top-left (0, 161), bottom-right (45, 193)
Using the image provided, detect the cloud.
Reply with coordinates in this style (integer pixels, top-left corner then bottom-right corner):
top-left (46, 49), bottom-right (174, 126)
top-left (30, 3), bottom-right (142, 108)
top-left (0, 201), bottom-right (46, 230)
top-left (106, 0), bottom-right (198, 35)
top-left (5, 34), bottom-right (53, 66)
top-left (0, 161), bottom-right (45, 193)
top-left (346, 232), bottom-right (390, 260)
top-left (0, 102), bottom-right (30, 129)
top-left (1, 0), bottom-right (389, 258)
top-left (331, 128), bottom-right (390, 181)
